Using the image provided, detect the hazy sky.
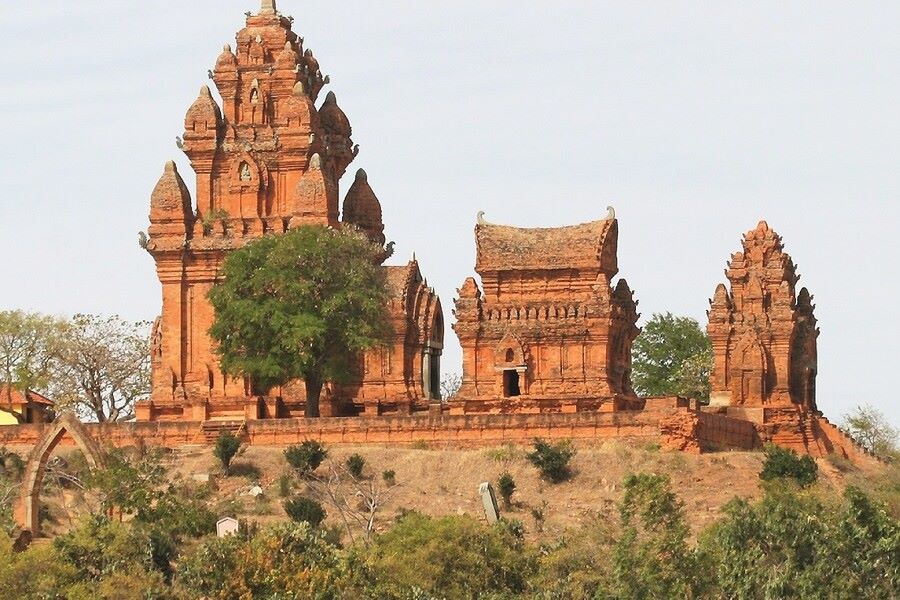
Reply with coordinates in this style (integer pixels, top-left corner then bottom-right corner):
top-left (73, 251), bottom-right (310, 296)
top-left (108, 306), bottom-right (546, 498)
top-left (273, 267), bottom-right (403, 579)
top-left (1, 1), bottom-right (897, 428)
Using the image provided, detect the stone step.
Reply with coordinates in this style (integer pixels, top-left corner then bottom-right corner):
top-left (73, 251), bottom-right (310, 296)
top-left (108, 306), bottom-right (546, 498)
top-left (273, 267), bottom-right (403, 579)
top-left (200, 420), bottom-right (247, 443)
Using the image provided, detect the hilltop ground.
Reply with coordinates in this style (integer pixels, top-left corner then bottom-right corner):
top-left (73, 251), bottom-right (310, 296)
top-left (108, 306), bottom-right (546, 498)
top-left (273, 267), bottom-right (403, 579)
top-left (16, 438), bottom-right (895, 543)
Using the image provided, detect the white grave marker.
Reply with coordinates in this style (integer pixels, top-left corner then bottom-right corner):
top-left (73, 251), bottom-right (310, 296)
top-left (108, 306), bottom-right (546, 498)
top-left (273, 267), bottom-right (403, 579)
top-left (216, 517), bottom-right (239, 538)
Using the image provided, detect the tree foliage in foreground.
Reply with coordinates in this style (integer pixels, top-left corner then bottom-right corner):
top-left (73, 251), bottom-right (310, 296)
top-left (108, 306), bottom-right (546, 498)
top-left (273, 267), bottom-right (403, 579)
top-left (208, 225), bottom-right (390, 417)
top-left (631, 312), bottom-right (712, 401)
top-left (2, 458), bottom-right (899, 599)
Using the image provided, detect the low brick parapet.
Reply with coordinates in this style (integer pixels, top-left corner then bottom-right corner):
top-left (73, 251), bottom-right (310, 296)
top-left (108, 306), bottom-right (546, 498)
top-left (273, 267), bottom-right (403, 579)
top-left (0, 405), bottom-right (765, 454)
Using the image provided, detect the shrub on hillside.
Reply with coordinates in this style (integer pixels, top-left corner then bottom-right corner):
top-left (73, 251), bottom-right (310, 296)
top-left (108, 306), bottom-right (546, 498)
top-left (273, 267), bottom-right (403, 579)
top-left (497, 472), bottom-right (516, 508)
top-left (213, 431), bottom-right (242, 475)
top-left (283, 496), bottom-right (326, 528)
top-left (346, 454), bottom-right (365, 479)
top-left (284, 441), bottom-right (328, 477)
top-left (526, 439), bottom-right (576, 483)
top-left (382, 470), bottom-right (396, 487)
top-left (759, 444), bottom-right (818, 487)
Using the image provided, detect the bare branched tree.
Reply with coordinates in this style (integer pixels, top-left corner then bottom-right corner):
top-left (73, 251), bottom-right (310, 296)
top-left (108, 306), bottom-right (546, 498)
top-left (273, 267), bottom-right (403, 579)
top-left (440, 372), bottom-right (462, 402)
top-left (843, 404), bottom-right (899, 458)
top-left (309, 461), bottom-right (396, 544)
top-left (50, 315), bottom-right (151, 423)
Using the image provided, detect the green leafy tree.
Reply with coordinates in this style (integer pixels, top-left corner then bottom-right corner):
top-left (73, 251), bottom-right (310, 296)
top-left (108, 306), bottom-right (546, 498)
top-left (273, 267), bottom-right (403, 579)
top-left (176, 522), bottom-right (348, 599)
top-left (843, 404), bottom-right (899, 458)
top-left (631, 312), bottom-right (712, 401)
top-left (49, 314), bottom-right (151, 423)
top-left (285, 440), bottom-right (329, 477)
top-left (0, 310), bottom-right (66, 422)
top-left (672, 346), bottom-right (713, 403)
top-left (214, 430), bottom-right (242, 474)
top-left (352, 512), bottom-right (533, 599)
top-left (526, 439), bottom-right (576, 483)
top-left (0, 448), bottom-right (24, 535)
top-left (759, 443), bottom-right (818, 487)
top-left (208, 225), bottom-right (390, 417)
top-left (531, 513), bottom-right (616, 598)
top-left (83, 448), bottom-right (216, 553)
top-left (700, 485), bottom-right (900, 599)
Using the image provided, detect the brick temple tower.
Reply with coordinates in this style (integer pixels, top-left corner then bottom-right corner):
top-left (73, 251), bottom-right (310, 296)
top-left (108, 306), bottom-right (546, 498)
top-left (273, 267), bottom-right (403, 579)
top-left (141, 1), bottom-right (442, 421)
top-left (451, 213), bottom-right (641, 414)
top-left (707, 221), bottom-right (818, 412)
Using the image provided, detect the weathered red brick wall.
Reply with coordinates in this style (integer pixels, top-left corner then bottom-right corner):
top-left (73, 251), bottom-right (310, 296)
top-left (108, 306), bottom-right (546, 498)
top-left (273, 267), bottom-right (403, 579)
top-left (0, 406), bottom-right (761, 453)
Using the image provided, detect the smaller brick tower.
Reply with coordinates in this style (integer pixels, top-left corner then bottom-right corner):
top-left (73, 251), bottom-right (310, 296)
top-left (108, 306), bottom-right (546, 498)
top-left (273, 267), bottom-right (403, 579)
top-left (452, 214), bottom-right (640, 414)
top-left (707, 221), bottom-right (819, 412)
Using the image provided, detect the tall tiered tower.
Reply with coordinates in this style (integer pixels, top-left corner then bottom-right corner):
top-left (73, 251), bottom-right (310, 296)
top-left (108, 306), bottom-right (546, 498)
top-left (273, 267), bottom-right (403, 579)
top-left (707, 221), bottom-right (818, 411)
top-left (141, 1), bottom-right (442, 421)
top-left (451, 214), bottom-right (640, 414)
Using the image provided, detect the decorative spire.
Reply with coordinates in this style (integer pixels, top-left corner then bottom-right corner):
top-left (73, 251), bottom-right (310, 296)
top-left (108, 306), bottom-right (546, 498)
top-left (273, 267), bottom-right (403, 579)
top-left (342, 168), bottom-right (384, 246)
top-left (150, 161), bottom-right (193, 226)
top-left (260, 0), bottom-right (277, 15)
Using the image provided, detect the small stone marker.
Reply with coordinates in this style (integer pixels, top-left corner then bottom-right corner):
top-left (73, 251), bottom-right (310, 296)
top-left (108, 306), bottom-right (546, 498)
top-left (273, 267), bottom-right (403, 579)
top-left (478, 482), bottom-right (500, 524)
top-left (216, 517), bottom-right (239, 538)
top-left (248, 485), bottom-right (264, 498)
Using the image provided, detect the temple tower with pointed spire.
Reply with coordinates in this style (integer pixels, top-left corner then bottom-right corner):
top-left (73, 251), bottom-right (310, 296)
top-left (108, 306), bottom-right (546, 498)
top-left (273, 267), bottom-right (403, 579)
top-left (706, 221), bottom-right (819, 411)
top-left (141, 2), bottom-right (442, 421)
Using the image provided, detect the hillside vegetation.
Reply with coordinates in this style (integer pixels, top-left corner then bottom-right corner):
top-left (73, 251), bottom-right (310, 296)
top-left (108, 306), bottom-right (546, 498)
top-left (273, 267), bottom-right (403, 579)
top-left (1, 439), bottom-right (898, 599)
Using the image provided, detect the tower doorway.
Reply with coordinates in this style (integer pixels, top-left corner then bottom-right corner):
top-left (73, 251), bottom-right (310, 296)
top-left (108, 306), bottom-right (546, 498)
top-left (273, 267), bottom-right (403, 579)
top-left (503, 369), bottom-right (521, 397)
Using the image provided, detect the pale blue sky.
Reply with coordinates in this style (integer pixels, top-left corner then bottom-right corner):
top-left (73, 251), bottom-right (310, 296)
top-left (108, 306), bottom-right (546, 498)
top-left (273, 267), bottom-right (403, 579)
top-left (0, 1), bottom-right (897, 427)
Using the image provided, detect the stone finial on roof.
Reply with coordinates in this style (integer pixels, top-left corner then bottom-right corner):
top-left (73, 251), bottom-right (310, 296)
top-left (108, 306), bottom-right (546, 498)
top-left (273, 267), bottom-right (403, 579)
top-left (150, 161), bottom-right (193, 224)
top-left (184, 85), bottom-right (222, 133)
top-left (260, 0), bottom-right (277, 15)
top-left (605, 205), bottom-right (616, 220)
top-left (319, 91), bottom-right (351, 137)
top-left (476, 211), bottom-right (490, 226)
top-left (342, 168), bottom-right (385, 246)
top-left (216, 44), bottom-right (237, 70)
